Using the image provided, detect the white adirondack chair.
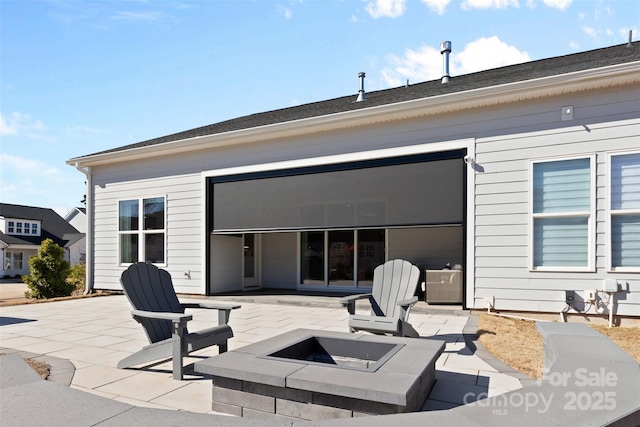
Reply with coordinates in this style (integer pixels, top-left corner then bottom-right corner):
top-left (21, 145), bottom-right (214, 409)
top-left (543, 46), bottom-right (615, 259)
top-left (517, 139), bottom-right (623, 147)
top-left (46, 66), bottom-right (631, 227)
top-left (340, 259), bottom-right (420, 338)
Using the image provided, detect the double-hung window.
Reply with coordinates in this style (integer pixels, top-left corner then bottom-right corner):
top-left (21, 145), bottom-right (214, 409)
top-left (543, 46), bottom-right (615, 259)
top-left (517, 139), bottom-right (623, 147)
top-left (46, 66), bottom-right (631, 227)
top-left (118, 196), bottom-right (166, 265)
top-left (609, 152), bottom-right (640, 270)
top-left (531, 157), bottom-right (594, 270)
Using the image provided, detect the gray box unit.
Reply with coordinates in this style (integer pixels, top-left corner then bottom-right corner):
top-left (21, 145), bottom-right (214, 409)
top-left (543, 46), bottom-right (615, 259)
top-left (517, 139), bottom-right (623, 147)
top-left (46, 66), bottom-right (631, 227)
top-left (425, 270), bottom-right (462, 304)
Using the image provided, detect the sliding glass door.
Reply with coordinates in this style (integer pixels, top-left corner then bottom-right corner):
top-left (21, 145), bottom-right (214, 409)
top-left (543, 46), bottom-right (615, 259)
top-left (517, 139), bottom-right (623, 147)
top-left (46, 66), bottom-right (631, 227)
top-left (301, 229), bottom-right (385, 288)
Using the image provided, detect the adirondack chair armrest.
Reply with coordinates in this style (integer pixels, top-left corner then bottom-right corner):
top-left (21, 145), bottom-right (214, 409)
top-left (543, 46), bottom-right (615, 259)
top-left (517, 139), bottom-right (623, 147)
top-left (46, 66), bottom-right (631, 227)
top-left (396, 296), bottom-right (418, 307)
top-left (181, 302), bottom-right (241, 311)
top-left (180, 302), bottom-right (241, 325)
top-left (130, 309), bottom-right (193, 323)
top-left (340, 293), bottom-right (373, 315)
top-left (396, 296), bottom-right (419, 318)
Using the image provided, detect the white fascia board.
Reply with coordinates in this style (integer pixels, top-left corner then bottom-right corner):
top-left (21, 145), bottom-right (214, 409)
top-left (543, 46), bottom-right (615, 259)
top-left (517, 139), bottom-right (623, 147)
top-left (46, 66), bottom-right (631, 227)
top-left (4, 244), bottom-right (39, 250)
top-left (67, 61), bottom-right (640, 168)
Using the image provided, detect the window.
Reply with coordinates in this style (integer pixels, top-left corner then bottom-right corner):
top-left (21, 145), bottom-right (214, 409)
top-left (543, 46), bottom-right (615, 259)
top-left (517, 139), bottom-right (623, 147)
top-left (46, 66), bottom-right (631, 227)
top-left (5, 220), bottom-right (40, 235)
top-left (118, 197), bottom-right (166, 264)
top-left (4, 252), bottom-right (23, 270)
top-left (610, 152), bottom-right (640, 270)
top-left (531, 157), bottom-right (594, 270)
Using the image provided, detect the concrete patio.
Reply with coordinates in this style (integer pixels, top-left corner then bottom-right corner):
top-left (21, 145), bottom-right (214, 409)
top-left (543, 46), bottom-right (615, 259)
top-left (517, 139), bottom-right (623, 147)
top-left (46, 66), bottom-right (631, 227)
top-left (0, 293), bottom-right (524, 420)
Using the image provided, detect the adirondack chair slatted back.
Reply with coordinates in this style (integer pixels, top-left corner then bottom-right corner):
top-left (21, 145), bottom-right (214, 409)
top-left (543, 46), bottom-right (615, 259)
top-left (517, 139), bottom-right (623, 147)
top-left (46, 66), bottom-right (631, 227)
top-left (371, 259), bottom-right (420, 319)
top-left (121, 263), bottom-right (184, 344)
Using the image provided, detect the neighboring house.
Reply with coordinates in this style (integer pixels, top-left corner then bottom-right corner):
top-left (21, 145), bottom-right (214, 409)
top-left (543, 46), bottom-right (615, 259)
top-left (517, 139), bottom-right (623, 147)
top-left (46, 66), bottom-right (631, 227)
top-left (67, 42), bottom-right (639, 318)
top-left (0, 203), bottom-right (85, 277)
top-left (65, 207), bottom-right (87, 233)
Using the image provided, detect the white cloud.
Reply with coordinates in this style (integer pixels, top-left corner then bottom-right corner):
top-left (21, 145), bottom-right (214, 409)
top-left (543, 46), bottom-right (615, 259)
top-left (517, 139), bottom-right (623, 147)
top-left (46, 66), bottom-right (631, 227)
top-left (380, 45), bottom-right (442, 86)
top-left (0, 152), bottom-right (83, 215)
top-left (461, 0), bottom-right (519, 10)
top-left (541, 0), bottom-right (572, 10)
top-left (64, 125), bottom-right (111, 135)
top-left (0, 112), bottom-right (45, 137)
top-left (420, 0), bottom-right (453, 15)
top-left (278, 5), bottom-right (293, 20)
top-left (582, 25), bottom-right (598, 40)
top-left (112, 11), bottom-right (165, 22)
top-left (0, 152), bottom-right (59, 176)
top-left (455, 36), bottom-right (531, 74)
top-left (365, 0), bottom-right (406, 18)
top-left (379, 36), bottom-right (530, 86)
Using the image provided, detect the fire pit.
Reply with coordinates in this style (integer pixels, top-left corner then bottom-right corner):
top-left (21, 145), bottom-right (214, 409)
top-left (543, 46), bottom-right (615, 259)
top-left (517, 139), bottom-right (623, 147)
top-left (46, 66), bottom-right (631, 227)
top-left (195, 329), bottom-right (444, 421)
top-left (261, 335), bottom-right (404, 372)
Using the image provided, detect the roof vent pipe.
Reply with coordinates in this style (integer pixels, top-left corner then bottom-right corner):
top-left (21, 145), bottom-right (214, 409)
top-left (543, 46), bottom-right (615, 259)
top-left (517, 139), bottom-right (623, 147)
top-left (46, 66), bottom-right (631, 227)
top-left (356, 72), bottom-right (366, 102)
top-left (627, 30), bottom-right (633, 47)
top-left (441, 41), bottom-right (452, 83)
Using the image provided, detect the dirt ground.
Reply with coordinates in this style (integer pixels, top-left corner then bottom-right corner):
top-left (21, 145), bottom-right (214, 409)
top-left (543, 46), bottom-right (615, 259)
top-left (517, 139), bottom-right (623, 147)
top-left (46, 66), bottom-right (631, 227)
top-left (0, 279), bottom-right (29, 306)
top-left (477, 313), bottom-right (640, 380)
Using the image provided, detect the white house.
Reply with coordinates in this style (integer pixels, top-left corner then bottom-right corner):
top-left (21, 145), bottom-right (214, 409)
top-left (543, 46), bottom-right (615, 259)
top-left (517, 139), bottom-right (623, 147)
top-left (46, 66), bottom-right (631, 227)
top-left (65, 207), bottom-right (87, 234)
top-left (0, 203), bottom-right (85, 277)
top-left (67, 42), bottom-right (639, 318)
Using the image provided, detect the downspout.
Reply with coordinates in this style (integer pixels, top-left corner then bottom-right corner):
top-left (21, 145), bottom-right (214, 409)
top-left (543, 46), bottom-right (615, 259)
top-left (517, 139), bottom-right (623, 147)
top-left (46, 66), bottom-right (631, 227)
top-left (74, 163), bottom-right (94, 294)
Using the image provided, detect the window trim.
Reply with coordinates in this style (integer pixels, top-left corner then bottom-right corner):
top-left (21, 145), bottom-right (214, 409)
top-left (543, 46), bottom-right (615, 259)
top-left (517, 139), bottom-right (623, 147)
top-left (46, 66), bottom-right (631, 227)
top-left (117, 195), bottom-right (167, 266)
top-left (529, 155), bottom-right (596, 272)
top-left (607, 150), bottom-right (640, 272)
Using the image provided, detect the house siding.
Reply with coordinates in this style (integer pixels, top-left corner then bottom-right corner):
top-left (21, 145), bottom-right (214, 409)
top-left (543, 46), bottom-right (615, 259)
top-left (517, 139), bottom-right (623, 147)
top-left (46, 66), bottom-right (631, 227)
top-left (91, 172), bottom-right (205, 293)
top-left (88, 80), bottom-right (638, 316)
top-left (90, 114), bottom-right (473, 293)
top-left (473, 86), bottom-right (639, 316)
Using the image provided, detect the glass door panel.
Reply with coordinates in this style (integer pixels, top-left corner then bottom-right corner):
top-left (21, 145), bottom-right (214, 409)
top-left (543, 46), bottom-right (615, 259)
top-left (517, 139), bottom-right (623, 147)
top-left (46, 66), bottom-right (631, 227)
top-left (328, 230), bottom-right (354, 285)
top-left (243, 234), bottom-right (259, 289)
top-left (301, 231), bottom-right (325, 284)
top-left (357, 229), bottom-right (385, 287)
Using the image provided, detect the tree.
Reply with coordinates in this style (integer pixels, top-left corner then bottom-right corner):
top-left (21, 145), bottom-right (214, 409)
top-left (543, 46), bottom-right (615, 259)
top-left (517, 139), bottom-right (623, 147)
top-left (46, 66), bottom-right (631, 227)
top-left (66, 263), bottom-right (86, 296)
top-left (23, 239), bottom-right (73, 299)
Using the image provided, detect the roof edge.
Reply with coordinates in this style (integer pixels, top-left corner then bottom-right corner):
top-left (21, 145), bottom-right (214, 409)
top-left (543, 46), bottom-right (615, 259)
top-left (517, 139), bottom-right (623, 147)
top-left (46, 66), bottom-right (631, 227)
top-left (67, 60), bottom-right (640, 168)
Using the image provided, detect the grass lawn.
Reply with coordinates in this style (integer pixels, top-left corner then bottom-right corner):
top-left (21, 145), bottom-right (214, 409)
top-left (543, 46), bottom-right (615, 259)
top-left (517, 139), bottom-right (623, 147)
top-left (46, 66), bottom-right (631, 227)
top-left (477, 313), bottom-right (640, 380)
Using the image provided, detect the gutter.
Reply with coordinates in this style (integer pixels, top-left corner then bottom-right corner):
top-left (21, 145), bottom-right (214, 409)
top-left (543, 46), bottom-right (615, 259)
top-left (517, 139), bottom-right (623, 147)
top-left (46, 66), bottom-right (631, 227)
top-left (72, 163), bottom-right (94, 294)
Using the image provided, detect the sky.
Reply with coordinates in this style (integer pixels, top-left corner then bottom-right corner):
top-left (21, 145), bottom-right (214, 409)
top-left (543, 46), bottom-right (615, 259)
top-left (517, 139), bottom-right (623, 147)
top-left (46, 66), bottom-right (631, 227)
top-left (1, 0), bottom-right (638, 217)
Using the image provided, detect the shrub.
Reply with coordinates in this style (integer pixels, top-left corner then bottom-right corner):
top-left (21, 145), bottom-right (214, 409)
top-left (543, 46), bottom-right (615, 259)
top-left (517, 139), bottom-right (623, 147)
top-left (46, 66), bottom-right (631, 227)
top-left (66, 263), bottom-right (86, 296)
top-left (23, 239), bottom-right (73, 299)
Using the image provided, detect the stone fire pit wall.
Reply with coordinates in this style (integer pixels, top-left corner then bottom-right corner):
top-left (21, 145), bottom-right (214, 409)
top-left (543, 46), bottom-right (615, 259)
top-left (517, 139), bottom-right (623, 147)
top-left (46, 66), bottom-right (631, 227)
top-left (195, 329), bottom-right (445, 422)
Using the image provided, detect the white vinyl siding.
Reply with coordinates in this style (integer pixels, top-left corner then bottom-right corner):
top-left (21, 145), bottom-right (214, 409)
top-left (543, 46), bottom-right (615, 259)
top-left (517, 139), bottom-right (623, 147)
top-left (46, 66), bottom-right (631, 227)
top-left (609, 152), bottom-right (640, 271)
top-left (530, 157), bottom-right (594, 270)
top-left (86, 82), bottom-right (638, 316)
top-left (473, 86), bottom-right (638, 316)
